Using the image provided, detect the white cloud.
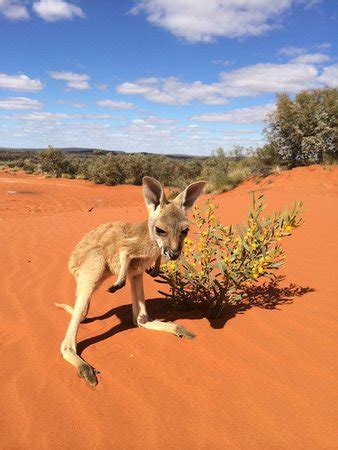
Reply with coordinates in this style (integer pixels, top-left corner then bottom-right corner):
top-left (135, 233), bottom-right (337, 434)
top-left (0, 72), bottom-right (44, 91)
top-left (49, 71), bottom-right (90, 90)
top-left (291, 53), bottom-right (330, 64)
top-left (131, 0), bottom-right (296, 42)
top-left (315, 42), bottom-right (331, 51)
top-left (278, 46), bottom-right (306, 57)
top-left (143, 115), bottom-right (177, 124)
top-left (0, 1), bottom-right (29, 20)
top-left (223, 129), bottom-right (257, 135)
top-left (3, 111), bottom-right (113, 120)
top-left (0, 0), bottom-right (85, 21)
top-left (0, 97), bottom-right (43, 110)
top-left (218, 62), bottom-right (320, 96)
top-left (57, 99), bottom-right (86, 108)
top-left (96, 99), bottom-right (135, 110)
top-left (117, 62), bottom-right (323, 105)
top-left (212, 59), bottom-right (235, 67)
top-left (191, 104), bottom-right (275, 124)
top-left (117, 76), bottom-right (228, 105)
top-left (95, 83), bottom-right (108, 91)
top-left (32, 0), bottom-right (84, 21)
top-left (319, 64), bottom-right (338, 87)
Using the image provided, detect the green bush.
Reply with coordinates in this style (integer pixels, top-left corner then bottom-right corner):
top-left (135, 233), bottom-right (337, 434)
top-left (265, 88), bottom-right (338, 168)
top-left (158, 194), bottom-right (303, 319)
top-left (202, 148), bottom-right (230, 192)
top-left (38, 146), bottom-right (66, 177)
top-left (86, 154), bottom-right (126, 185)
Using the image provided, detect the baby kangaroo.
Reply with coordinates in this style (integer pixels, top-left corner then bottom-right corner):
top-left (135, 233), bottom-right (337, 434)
top-left (56, 176), bottom-right (205, 386)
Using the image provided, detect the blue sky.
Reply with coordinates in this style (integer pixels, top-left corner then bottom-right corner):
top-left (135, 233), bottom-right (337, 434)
top-left (0, 0), bottom-right (337, 155)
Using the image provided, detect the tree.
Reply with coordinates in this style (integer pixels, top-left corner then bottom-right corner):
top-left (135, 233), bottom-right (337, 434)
top-left (87, 154), bottom-right (125, 185)
top-left (202, 148), bottom-right (230, 192)
top-left (38, 146), bottom-right (66, 177)
top-left (265, 88), bottom-right (338, 168)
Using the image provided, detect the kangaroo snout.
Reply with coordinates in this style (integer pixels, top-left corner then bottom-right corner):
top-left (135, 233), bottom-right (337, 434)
top-left (165, 248), bottom-right (181, 260)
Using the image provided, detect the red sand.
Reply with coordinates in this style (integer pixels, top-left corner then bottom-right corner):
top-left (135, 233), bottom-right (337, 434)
top-left (1, 166), bottom-right (337, 449)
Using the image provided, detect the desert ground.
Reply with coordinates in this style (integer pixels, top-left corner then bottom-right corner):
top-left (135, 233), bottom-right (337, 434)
top-left (0, 165), bottom-right (337, 449)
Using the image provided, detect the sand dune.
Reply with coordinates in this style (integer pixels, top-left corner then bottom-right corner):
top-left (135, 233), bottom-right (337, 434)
top-left (1, 166), bottom-right (337, 449)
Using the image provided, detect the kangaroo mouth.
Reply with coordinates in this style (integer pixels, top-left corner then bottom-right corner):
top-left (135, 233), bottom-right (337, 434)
top-left (163, 249), bottom-right (180, 260)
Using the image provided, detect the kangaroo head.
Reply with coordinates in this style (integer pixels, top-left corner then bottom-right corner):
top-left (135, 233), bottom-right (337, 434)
top-left (142, 176), bottom-right (205, 260)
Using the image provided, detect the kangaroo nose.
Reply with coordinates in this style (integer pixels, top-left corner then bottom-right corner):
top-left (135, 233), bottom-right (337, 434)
top-left (169, 250), bottom-right (180, 260)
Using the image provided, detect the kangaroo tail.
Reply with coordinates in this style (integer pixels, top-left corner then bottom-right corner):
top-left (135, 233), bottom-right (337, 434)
top-left (55, 303), bottom-right (74, 315)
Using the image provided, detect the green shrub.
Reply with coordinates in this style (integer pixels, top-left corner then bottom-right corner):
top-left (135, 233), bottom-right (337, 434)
top-left (158, 194), bottom-right (303, 319)
top-left (265, 88), bottom-right (338, 168)
top-left (38, 146), bottom-right (66, 177)
top-left (86, 154), bottom-right (126, 185)
top-left (202, 148), bottom-right (230, 192)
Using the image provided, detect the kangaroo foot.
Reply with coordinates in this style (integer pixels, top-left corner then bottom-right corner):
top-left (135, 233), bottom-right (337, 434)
top-left (78, 363), bottom-right (99, 386)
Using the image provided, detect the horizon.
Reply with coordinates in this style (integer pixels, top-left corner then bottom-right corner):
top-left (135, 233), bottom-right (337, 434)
top-left (0, 0), bottom-right (337, 155)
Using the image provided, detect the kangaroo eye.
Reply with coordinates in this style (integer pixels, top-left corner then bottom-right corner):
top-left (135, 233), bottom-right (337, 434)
top-left (155, 227), bottom-right (167, 236)
top-left (181, 228), bottom-right (189, 236)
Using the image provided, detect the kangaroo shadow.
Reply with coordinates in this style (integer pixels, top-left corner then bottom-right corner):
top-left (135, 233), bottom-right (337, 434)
top-left (77, 275), bottom-right (314, 356)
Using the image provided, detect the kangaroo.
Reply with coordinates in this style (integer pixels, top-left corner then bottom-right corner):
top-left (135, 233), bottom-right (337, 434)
top-left (55, 176), bottom-right (205, 386)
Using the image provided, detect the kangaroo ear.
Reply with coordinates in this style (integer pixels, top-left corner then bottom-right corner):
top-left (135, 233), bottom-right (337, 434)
top-left (142, 176), bottom-right (167, 212)
top-left (173, 181), bottom-right (206, 213)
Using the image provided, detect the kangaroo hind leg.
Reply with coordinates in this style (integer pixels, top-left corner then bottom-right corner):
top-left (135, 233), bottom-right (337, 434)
top-left (60, 250), bottom-right (105, 386)
top-left (130, 273), bottom-right (195, 339)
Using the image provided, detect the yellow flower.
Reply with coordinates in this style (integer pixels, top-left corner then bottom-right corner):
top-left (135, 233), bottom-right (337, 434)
top-left (285, 225), bottom-right (292, 233)
top-left (184, 237), bottom-right (193, 245)
top-left (258, 266), bottom-right (264, 274)
top-left (252, 273), bottom-right (259, 280)
top-left (265, 255), bottom-right (271, 262)
top-left (167, 261), bottom-right (176, 272)
top-left (251, 243), bottom-right (257, 250)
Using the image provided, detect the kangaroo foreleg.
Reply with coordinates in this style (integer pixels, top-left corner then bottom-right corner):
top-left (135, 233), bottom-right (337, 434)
top-left (146, 255), bottom-right (161, 277)
top-left (107, 250), bottom-right (129, 293)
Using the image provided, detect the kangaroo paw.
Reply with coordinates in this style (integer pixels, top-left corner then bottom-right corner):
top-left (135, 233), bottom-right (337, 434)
top-left (146, 267), bottom-right (159, 278)
top-left (107, 280), bottom-right (126, 293)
